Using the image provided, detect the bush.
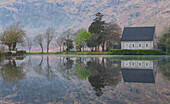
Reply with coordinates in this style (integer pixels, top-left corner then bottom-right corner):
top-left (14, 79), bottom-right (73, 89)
top-left (63, 52), bottom-right (108, 55)
top-left (4, 51), bottom-right (12, 56)
top-left (16, 50), bottom-right (26, 56)
top-left (55, 52), bottom-right (63, 54)
top-left (109, 49), bottom-right (163, 55)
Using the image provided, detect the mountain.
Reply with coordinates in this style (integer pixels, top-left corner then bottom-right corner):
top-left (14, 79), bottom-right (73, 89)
top-left (0, 0), bottom-right (170, 37)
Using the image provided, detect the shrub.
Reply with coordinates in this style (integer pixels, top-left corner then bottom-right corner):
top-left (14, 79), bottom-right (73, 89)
top-left (4, 51), bottom-right (12, 56)
top-left (55, 52), bottom-right (63, 54)
top-left (16, 50), bottom-right (26, 56)
top-left (109, 49), bottom-right (163, 55)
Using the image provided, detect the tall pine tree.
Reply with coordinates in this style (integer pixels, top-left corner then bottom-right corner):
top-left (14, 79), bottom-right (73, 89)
top-left (88, 12), bottom-right (105, 52)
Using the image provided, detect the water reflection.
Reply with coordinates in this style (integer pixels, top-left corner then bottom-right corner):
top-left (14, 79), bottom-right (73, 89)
top-left (74, 58), bottom-right (122, 96)
top-left (87, 58), bottom-right (121, 96)
top-left (159, 57), bottom-right (170, 81)
top-left (0, 56), bottom-right (169, 103)
top-left (33, 56), bottom-right (56, 80)
top-left (121, 60), bottom-right (158, 83)
top-left (0, 59), bottom-right (26, 87)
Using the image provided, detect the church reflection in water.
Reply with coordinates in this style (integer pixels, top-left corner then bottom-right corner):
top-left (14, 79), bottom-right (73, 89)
top-left (121, 60), bottom-right (159, 83)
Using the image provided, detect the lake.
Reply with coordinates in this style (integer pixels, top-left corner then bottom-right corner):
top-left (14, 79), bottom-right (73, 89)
top-left (0, 55), bottom-right (169, 104)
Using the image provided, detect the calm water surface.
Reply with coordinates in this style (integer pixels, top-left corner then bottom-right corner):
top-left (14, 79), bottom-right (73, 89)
top-left (0, 55), bottom-right (169, 104)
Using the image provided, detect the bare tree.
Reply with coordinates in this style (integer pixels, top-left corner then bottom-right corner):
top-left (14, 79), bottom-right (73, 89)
top-left (56, 35), bottom-right (65, 52)
top-left (63, 29), bottom-right (74, 51)
top-left (104, 23), bottom-right (122, 51)
top-left (34, 34), bottom-right (44, 53)
top-left (44, 27), bottom-right (56, 53)
top-left (26, 37), bottom-right (32, 52)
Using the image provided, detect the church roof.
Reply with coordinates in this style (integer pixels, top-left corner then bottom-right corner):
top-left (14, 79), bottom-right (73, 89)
top-left (121, 26), bottom-right (155, 41)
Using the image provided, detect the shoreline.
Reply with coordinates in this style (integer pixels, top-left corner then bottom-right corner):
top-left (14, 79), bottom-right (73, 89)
top-left (26, 51), bottom-right (166, 56)
top-left (26, 53), bottom-right (170, 57)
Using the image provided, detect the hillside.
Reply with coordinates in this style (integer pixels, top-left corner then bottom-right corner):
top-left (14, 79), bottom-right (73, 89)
top-left (0, 0), bottom-right (169, 37)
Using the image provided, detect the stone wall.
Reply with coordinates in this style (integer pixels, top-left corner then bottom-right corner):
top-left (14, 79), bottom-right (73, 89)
top-left (121, 41), bottom-right (153, 49)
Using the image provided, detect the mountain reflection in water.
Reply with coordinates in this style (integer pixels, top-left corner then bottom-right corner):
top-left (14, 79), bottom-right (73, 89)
top-left (0, 56), bottom-right (169, 104)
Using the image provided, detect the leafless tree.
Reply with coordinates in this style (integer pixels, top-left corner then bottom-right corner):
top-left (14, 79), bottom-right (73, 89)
top-left (44, 27), bottom-right (56, 53)
top-left (63, 29), bottom-right (74, 51)
top-left (34, 34), bottom-right (44, 53)
top-left (104, 23), bottom-right (122, 51)
top-left (56, 35), bottom-right (66, 52)
top-left (26, 37), bottom-right (32, 52)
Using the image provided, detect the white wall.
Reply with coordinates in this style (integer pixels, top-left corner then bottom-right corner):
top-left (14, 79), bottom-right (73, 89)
top-left (121, 41), bottom-right (153, 49)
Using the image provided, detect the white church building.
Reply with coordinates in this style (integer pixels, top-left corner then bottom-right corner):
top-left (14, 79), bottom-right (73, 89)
top-left (121, 26), bottom-right (158, 49)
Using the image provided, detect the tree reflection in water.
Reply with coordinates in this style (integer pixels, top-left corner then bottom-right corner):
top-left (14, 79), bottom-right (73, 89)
top-left (0, 59), bottom-right (26, 87)
top-left (55, 57), bottom-right (122, 96)
top-left (57, 57), bottom-right (75, 80)
top-left (33, 56), bottom-right (56, 81)
top-left (0, 56), bottom-right (122, 97)
top-left (74, 57), bottom-right (90, 80)
top-left (159, 57), bottom-right (170, 81)
top-left (33, 56), bottom-right (44, 75)
top-left (74, 57), bottom-right (122, 96)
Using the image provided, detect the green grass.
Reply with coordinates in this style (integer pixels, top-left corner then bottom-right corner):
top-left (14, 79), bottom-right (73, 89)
top-left (26, 52), bottom-right (109, 55)
top-left (26, 52), bottom-right (61, 54)
top-left (26, 49), bottom-right (164, 55)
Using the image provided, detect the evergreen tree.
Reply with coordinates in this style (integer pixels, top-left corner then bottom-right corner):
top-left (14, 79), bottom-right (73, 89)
top-left (88, 12), bottom-right (105, 51)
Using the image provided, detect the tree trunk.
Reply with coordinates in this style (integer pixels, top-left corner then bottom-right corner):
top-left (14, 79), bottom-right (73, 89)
top-left (47, 43), bottom-right (49, 53)
top-left (83, 47), bottom-right (84, 52)
top-left (63, 46), bottom-right (64, 52)
top-left (95, 46), bottom-right (97, 52)
top-left (67, 35), bottom-right (70, 52)
top-left (60, 46), bottom-right (61, 52)
top-left (40, 44), bottom-right (43, 53)
top-left (98, 45), bottom-right (100, 52)
top-left (102, 42), bottom-right (105, 52)
top-left (12, 43), bottom-right (17, 51)
top-left (91, 47), bottom-right (94, 52)
top-left (8, 45), bottom-right (12, 51)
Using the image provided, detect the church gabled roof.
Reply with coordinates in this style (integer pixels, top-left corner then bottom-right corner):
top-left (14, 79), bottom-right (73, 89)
top-left (121, 26), bottom-right (155, 41)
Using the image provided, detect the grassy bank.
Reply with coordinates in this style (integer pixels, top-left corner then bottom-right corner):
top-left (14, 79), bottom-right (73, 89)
top-left (26, 52), bottom-right (109, 55)
top-left (26, 49), bottom-right (164, 55)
